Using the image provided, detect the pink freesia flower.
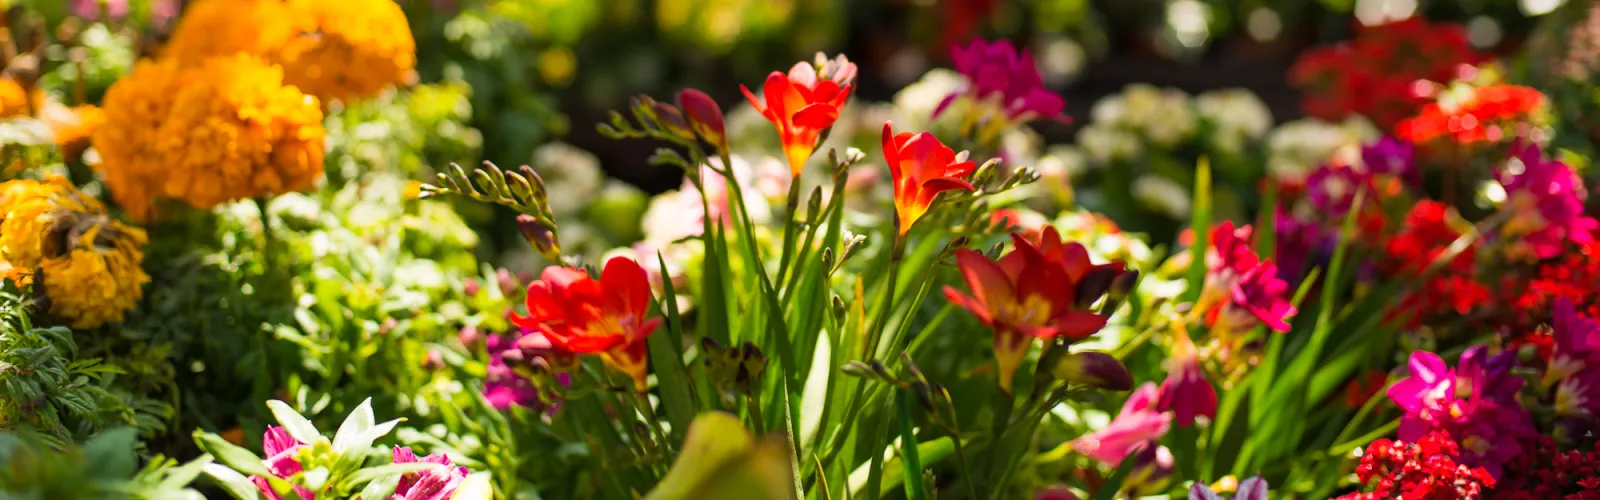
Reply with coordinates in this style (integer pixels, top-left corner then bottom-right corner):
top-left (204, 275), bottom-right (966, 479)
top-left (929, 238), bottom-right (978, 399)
top-left (250, 427), bottom-right (317, 500)
top-left (70, 0), bottom-right (128, 20)
top-left (1073, 383), bottom-right (1172, 464)
top-left (1497, 143), bottom-right (1597, 260)
top-left (1156, 333), bottom-right (1217, 427)
top-left (1387, 346), bottom-right (1534, 478)
top-left (935, 38), bottom-right (1066, 123)
top-left (391, 447), bottom-right (470, 500)
top-left (1230, 261), bottom-right (1297, 332)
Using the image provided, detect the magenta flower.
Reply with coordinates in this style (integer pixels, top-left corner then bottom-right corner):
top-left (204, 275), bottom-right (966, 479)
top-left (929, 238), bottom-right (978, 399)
top-left (1272, 208), bottom-right (1328, 281)
top-left (483, 330), bottom-right (570, 411)
top-left (934, 38), bottom-right (1066, 123)
top-left (250, 427), bottom-right (317, 500)
top-left (1156, 334), bottom-right (1217, 427)
top-left (1387, 346), bottom-right (1534, 477)
top-left (390, 447), bottom-right (470, 500)
top-left (1206, 221), bottom-right (1259, 275)
top-left (70, 0), bottom-right (127, 20)
top-left (1190, 476), bottom-right (1268, 500)
top-left (1361, 136), bottom-right (1418, 186)
top-left (1229, 261), bottom-right (1297, 332)
top-left (1545, 298), bottom-right (1600, 387)
top-left (1072, 382), bottom-right (1172, 464)
top-left (1498, 143), bottom-right (1598, 260)
top-left (1305, 164), bottom-right (1368, 216)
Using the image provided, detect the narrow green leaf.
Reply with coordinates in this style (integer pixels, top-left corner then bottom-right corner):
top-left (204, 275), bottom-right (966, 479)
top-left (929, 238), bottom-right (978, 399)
top-left (332, 398), bottom-right (376, 452)
top-left (193, 431), bottom-right (272, 478)
top-left (356, 473), bottom-right (402, 500)
top-left (1182, 158), bottom-right (1213, 304)
top-left (1090, 455), bottom-right (1138, 500)
top-left (201, 462), bottom-right (262, 500)
top-left (652, 251), bottom-right (697, 445)
top-left (336, 462), bottom-right (440, 492)
top-left (896, 391), bottom-right (925, 500)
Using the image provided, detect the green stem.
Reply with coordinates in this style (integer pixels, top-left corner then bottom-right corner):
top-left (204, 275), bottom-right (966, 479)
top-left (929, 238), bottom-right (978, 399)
top-left (863, 232), bottom-right (906, 361)
top-left (944, 416), bottom-right (980, 500)
top-left (897, 390), bottom-right (927, 500)
top-left (775, 180), bottom-right (804, 290)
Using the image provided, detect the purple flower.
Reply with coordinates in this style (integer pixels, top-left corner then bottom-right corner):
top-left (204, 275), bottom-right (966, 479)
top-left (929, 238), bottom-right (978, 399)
top-left (934, 38), bottom-right (1066, 123)
top-left (391, 447), bottom-right (470, 500)
top-left (1498, 143), bottom-right (1598, 260)
top-left (1072, 382), bottom-right (1172, 464)
top-left (69, 0), bottom-right (127, 20)
top-left (1545, 298), bottom-right (1600, 387)
top-left (483, 330), bottom-right (571, 411)
top-left (1156, 334), bottom-right (1217, 427)
top-left (1387, 346), bottom-right (1534, 478)
top-left (1189, 476), bottom-right (1268, 500)
top-left (1229, 261), bottom-right (1297, 332)
top-left (250, 427), bottom-right (317, 500)
top-left (1361, 136), bottom-right (1418, 185)
top-left (1305, 164), bottom-right (1367, 216)
top-left (1271, 209), bottom-right (1321, 281)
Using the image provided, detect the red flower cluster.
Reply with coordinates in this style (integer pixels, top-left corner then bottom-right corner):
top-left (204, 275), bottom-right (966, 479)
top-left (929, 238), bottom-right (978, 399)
top-left (1290, 17), bottom-right (1481, 130)
top-left (1335, 431), bottom-right (1496, 500)
top-left (1490, 437), bottom-right (1600, 499)
top-left (1397, 85), bottom-right (1547, 146)
top-left (1382, 201), bottom-right (1490, 327)
top-left (1511, 242), bottom-right (1600, 322)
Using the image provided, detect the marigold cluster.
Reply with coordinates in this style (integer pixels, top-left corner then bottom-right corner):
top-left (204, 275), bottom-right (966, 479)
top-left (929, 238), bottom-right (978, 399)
top-left (1334, 431), bottom-right (1496, 500)
top-left (42, 104), bottom-right (106, 163)
top-left (0, 176), bottom-right (149, 329)
top-left (0, 78), bottom-right (30, 117)
top-left (92, 54), bottom-right (326, 220)
top-left (162, 0), bottom-right (415, 103)
top-left (1289, 17), bottom-right (1481, 130)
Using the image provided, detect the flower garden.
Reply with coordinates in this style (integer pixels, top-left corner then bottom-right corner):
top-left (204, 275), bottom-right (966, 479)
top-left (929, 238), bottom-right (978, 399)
top-left (7, 0), bottom-right (1600, 499)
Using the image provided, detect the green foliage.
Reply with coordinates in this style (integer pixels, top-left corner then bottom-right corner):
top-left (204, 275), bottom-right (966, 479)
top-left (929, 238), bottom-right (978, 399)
top-left (0, 427), bottom-right (208, 499)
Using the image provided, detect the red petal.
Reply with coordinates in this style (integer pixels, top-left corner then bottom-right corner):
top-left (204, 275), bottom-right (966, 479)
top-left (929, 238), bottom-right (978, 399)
top-left (558, 333), bottom-right (626, 353)
top-left (1055, 311), bottom-right (1109, 340)
top-left (792, 103), bottom-right (839, 130)
top-left (954, 249), bottom-right (1016, 312)
top-left (602, 256), bottom-right (652, 319)
top-left (882, 122), bottom-right (901, 185)
top-left (943, 286), bottom-right (995, 325)
top-left (919, 177), bottom-right (975, 196)
top-left (762, 73), bottom-right (800, 125)
top-left (740, 84), bottom-right (767, 114)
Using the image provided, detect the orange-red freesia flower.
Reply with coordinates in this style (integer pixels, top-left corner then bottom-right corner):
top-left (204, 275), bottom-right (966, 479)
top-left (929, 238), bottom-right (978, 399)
top-left (511, 257), bottom-right (663, 391)
top-left (944, 228), bottom-right (1121, 390)
top-left (883, 121), bottom-right (976, 236)
top-left (741, 54), bottom-right (856, 176)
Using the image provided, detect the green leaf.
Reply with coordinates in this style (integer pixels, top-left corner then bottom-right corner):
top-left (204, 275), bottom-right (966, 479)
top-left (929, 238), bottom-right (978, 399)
top-left (355, 471), bottom-right (402, 500)
top-left (1090, 455), bottom-right (1138, 500)
top-left (158, 454), bottom-right (214, 491)
top-left (1181, 158), bottom-right (1213, 304)
top-left (82, 428), bottom-right (139, 479)
top-left (651, 251), bottom-right (697, 445)
top-left (846, 436), bottom-right (955, 497)
top-left (895, 391), bottom-right (925, 500)
top-left (332, 398), bottom-right (376, 452)
top-left (266, 400), bottom-right (321, 445)
top-left (645, 412), bottom-right (793, 500)
top-left (202, 462), bottom-right (263, 500)
top-left (336, 462), bottom-right (440, 492)
top-left (193, 431), bottom-right (273, 478)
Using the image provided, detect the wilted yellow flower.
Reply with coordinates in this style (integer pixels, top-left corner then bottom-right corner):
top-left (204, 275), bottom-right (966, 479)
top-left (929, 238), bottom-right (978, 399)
top-left (93, 54), bottom-right (326, 221)
top-left (278, 0), bottom-right (417, 103)
top-left (161, 0), bottom-right (415, 103)
top-left (0, 176), bottom-right (149, 329)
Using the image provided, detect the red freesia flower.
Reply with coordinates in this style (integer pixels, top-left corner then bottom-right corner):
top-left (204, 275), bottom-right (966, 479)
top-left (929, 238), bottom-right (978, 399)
top-left (1156, 332), bottom-right (1216, 427)
top-left (511, 257), bottom-right (663, 391)
top-left (741, 54), bottom-right (856, 176)
top-left (1289, 17), bottom-right (1481, 130)
top-left (944, 228), bottom-right (1119, 391)
top-left (882, 121), bottom-right (976, 236)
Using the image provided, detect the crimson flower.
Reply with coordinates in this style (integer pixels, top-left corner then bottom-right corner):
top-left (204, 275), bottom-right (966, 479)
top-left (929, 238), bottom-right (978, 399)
top-left (882, 121), bottom-right (976, 236)
top-left (944, 228), bottom-right (1119, 390)
top-left (251, 427), bottom-right (316, 500)
top-left (741, 54), bottom-right (856, 176)
top-left (1156, 332), bottom-right (1216, 427)
top-left (511, 257), bottom-right (663, 391)
top-left (1072, 382), bottom-right (1171, 465)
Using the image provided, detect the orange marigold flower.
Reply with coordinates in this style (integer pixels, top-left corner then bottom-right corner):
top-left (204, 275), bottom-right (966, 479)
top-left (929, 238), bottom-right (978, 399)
top-left (741, 53), bottom-right (856, 176)
top-left (41, 103), bottom-right (106, 164)
top-left (277, 0), bottom-right (417, 103)
top-left (882, 121), bottom-right (975, 236)
top-left (162, 0), bottom-right (415, 104)
top-left (944, 227), bottom-right (1122, 391)
top-left (0, 78), bottom-right (30, 117)
top-left (93, 54), bottom-right (325, 221)
top-left (510, 257), bottom-right (663, 391)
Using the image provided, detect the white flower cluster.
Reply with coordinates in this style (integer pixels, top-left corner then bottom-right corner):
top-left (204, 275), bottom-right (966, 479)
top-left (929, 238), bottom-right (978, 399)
top-left (1195, 89), bottom-right (1273, 155)
top-left (1265, 116), bottom-right (1380, 182)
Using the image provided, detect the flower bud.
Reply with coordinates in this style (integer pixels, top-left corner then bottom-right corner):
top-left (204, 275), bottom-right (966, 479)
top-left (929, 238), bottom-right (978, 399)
top-left (1054, 351), bottom-right (1134, 391)
top-left (423, 349), bottom-right (445, 370)
top-left (653, 102), bottom-right (695, 142)
top-left (1074, 266), bottom-right (1120, 309)
top-left (677, 89), bottom-right (726, 154)
top-left (1125, 445), bottom-right (1174, 495)
top-left (496, 268), bottom-right (519, 297)
top-left (1035, 487), bottom-right (1079, 500)
top-left (463, 278), bottom-right (481, 297)
top-left (516, 215), bottom-right (561, 260)
top-left (458, 325), bottom-right (484, 348)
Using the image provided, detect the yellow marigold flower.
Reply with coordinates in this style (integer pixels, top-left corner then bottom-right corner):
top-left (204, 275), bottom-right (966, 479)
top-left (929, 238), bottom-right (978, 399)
top-left (0, 176), bottom-right (149, 329)
top-left (278, 0), bottom-right (417, 103)
top-left (93, 54), bottom-right (326, 220)
top-left (162, 0), bottom-right (415, 103)
top-left (161, 0), bottom-right (306, 67)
